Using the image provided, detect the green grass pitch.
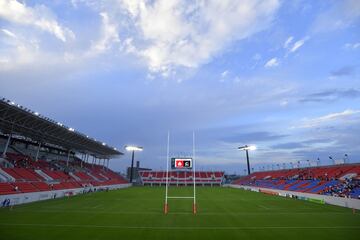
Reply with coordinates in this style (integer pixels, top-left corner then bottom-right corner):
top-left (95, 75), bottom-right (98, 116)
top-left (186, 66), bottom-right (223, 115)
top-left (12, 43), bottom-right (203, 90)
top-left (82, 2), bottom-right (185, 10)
top-left (0, 187), bottom-right (359, 239)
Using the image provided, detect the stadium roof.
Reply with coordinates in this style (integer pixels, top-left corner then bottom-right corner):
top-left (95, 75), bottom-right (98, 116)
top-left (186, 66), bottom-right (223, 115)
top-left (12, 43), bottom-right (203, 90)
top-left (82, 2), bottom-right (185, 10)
top-left (0, 98), bottom-right (122, 158)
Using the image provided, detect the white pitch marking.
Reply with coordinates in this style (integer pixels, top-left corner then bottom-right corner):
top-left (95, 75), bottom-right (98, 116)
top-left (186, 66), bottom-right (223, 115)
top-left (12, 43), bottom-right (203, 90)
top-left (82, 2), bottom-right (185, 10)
top-left (0, 223), bottom-right (359, 230)
top-left (8, 209), bottom-right (349, 216)
top-left (258, 205), bottom-right (270, 210)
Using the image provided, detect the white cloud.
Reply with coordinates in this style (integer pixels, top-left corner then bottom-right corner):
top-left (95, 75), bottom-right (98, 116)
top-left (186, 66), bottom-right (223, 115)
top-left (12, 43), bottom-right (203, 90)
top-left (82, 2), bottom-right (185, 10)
top-left (344, 42), bottom-right (360, 50)
top-left (115, 0), bottom-right (280, 74)
top-left (0, 27), bottom-right (42, 71)
top-left (221, 70), bottom-right (229, 78)
top-left (312, 0), bottom-right (360, 33)
top-left (289, 37), bottom-right (309, 53)
top-left (283, 36), bottom-right (293, 49)
top-left (0, 0), bottom-right (74, 42)
top-left (219, 70), bottom-right (229, 83)
top-left (1, 28), bottom-right (17, 38)
top-left (298, 109), bottom-right (360, 128)
top-left (89, 12), bottom-right (120, 55)
top-left (280, 100), bottom-right (288, 106)
top-left (264, 57), bottom-right (279, 68)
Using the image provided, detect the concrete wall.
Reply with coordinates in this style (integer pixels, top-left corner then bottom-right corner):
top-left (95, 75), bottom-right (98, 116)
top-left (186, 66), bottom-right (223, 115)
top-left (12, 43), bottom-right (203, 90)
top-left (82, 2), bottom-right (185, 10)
top-left (228, 184), bottom-right (360, 210)
top-left (0, 184), bottom-right (131, 206)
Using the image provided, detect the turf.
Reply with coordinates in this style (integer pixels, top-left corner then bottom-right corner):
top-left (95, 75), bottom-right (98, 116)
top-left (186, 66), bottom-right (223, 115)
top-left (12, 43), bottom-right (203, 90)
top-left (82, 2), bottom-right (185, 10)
top-left (0, 186), bottom-right (359, 240)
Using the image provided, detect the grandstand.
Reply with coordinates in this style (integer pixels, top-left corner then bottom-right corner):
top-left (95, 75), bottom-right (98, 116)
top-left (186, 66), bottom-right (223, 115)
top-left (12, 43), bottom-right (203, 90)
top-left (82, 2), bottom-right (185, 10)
top-left (232, 163), bottom-right (360, 199)
top-left (139, 170), bottom-right (224, 186)
top-left (0, 98), bottom-right (129, 203)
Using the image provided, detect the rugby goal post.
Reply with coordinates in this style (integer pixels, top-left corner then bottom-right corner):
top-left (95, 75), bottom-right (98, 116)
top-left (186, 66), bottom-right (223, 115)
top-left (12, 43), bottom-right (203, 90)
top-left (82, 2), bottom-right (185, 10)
top-left (164, 131), bottom-right (197, 214)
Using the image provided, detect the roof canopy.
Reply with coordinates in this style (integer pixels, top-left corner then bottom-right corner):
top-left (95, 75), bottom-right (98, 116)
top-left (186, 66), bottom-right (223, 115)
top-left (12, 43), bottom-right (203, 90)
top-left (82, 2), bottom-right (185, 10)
top-left (0, 98), bottom-right (122, 158)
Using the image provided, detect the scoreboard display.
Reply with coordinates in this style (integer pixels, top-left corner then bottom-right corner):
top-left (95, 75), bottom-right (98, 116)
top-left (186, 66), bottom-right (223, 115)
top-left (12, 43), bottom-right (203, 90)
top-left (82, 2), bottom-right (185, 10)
top-left (171, 158), bottom-right (192, 169)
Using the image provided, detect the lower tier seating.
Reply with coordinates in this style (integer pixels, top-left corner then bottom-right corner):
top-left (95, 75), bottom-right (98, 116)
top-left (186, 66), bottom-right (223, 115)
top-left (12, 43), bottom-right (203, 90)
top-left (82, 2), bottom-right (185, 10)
top-left (139, 171), bottom-right (224, 185)
top-left (232, 163), bottom-right (360, 199)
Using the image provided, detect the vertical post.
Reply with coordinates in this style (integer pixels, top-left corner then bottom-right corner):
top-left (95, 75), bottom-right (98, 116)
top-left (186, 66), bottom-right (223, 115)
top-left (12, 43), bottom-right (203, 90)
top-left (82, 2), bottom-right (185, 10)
top-left (164, 131), bottom-right (170, 214)
top-left (246, 149), bottom-right (250, 175)
top-left (80, 153), bottom-right (83, 168)
top-left (107, 159), bottom-right (109, 169)
top-left (66, 150), bottom-right (70, 167)
top-left (193, 131), bottom-right (196, 214)
top-left (129, 151), bottom-right (135, 183)
top-left (35, 142), bottom-right (41, 161)
top-left (2, 133), bottom-right (12, 158)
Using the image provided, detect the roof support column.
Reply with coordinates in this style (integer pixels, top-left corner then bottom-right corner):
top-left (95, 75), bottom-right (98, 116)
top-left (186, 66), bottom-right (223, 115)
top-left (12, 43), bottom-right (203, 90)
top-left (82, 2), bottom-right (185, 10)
top-left (107, 159), bottom-right (109, 170)
top-left (35, 142), bottom-right (41, 161)
top-left (2, 133), bottom-right (12, 159)
top-left (93, 156), bottom-right (96, 168)
top-left (80, 153), bottom-right (83, 168)
top-left (67, 150), bottom-right (71, 167)
top-left (86, 154), bottom-right (89, 163)
top-left (102, 158), bottom-right (105, 169)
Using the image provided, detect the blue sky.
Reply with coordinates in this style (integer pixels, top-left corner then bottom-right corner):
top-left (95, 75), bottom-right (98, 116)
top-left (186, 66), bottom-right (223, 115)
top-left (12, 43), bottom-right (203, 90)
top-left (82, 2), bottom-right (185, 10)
top-left (0, 0), bottom-right (359, 174)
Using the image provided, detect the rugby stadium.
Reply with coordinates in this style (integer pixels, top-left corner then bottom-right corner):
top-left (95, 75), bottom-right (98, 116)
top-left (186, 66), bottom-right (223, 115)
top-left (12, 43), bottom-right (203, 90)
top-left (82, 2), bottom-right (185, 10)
top-left (1, 1), bottom-right (360, 240)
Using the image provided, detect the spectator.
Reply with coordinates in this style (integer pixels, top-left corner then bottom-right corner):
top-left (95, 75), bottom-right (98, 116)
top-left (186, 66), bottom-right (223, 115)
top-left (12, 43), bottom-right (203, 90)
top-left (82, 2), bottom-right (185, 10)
top-left (2, 199), bottom-right (6, 207)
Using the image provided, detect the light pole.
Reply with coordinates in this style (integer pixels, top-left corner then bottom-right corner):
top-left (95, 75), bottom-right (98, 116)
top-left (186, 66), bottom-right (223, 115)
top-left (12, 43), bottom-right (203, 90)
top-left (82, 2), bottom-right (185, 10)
top-left (125, 145), bottom-right (143, 183)
top-left (238, 145), bottom-right (256, 175)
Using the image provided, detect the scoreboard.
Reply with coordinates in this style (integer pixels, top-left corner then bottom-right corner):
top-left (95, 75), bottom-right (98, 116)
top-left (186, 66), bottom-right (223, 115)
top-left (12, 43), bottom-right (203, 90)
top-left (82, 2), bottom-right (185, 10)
top-left (171, 158), bottom-right (192, 169)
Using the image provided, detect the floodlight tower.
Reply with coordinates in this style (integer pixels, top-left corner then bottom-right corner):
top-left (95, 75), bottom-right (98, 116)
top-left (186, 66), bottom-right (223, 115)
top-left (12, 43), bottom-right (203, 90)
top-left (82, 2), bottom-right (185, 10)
top-left (125, 145), bottom-right (143, 183)
top-left (238, 145), bottom-right (256, 175)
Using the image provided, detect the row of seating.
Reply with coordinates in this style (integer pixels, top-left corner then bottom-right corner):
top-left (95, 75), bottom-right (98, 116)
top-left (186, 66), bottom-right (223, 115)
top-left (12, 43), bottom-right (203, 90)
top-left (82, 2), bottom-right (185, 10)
top-left (232, 163), bottom-right (360, 199)
top-left (239, 164), bottom-right (360, 181)
top-left (0, 152), bottom-right (128, 195)
top-left (0, 167), bottom-right (43, 181)
top-left (139, 171), bottom-right (224, 185)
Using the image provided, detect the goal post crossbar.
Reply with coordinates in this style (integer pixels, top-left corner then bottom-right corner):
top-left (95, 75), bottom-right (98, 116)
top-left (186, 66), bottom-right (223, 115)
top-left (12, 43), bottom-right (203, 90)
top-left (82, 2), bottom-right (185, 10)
top-left (167, 196), bottom-right (194, 199)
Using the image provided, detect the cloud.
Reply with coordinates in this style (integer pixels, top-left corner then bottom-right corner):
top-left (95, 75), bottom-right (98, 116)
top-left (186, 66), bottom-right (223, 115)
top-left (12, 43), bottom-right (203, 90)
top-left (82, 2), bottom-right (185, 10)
top-left (297, 109), bottom-right (360, 128)
top-left (299, 88), bottom-right (360, 103)
top-left (344, 42), bottom-right (360, 50)
top-left (272, 142), bottom-right (306, 150)
top-left (1, 28), bottom-right (17, 38)
top-left (330, 65), bottom-right (356, 77)
top-left (312, 0), bottom-right (360, 33)
top-left (264, 57), bottom-right (279, 68)
top-left (0, 0), bottom-right (74, 42)
top-left (88, 12), bottom-right (120, 55)
top-left (219, 70), bottom-right (229, 82)
top-left (114, 0), bottom-right (280, 75)
top-left (283, 36), bottom-right (294, 49)
top-left (289, 37), bottom-right (309, 52)
top-left (0, 27), bottom-right (42, 71)
top-left (221, 70), bottom-right (229, 78)
top-left (221, 131), bottom-right (287, 143)
top-left (272, 138), bottom-right (334, 150)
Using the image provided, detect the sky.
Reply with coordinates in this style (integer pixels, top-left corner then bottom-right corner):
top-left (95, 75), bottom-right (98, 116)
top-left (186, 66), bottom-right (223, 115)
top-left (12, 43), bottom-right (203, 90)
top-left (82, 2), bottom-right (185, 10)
top-left (0, 0), bottom-right (359, 174)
